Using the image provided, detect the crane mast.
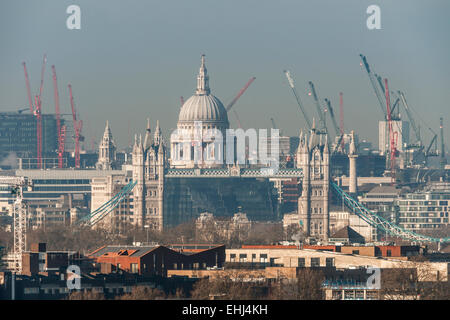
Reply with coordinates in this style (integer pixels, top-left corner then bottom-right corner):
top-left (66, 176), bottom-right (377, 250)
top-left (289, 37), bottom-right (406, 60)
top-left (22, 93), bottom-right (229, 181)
top-left (385, 79), bottom-right (397, 185)
top-left (34, 95), bottom-right (43, 169)
top-left (51, 65), bottom-right (64, 168)
top-left (0, 176), bottom-right (30, 273)
top-left (284, 70), bottom-right (312, 130)
top-left (68, 84), bottom-right (82, 168)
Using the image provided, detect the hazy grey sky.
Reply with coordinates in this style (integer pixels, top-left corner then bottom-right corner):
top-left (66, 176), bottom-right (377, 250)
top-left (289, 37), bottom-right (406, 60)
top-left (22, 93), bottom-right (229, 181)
top-left (1, 0), bottom-right (449, 150)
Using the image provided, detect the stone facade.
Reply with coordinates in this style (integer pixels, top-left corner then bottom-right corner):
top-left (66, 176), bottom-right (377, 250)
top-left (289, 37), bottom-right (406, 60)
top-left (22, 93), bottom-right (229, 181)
top-left (296, 124), bottom-right (330, 241)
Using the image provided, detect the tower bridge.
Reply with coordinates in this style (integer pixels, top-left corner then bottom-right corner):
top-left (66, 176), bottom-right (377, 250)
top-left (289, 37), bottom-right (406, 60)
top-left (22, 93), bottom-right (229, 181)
top-left (165, 167), bottom-right (303, 179)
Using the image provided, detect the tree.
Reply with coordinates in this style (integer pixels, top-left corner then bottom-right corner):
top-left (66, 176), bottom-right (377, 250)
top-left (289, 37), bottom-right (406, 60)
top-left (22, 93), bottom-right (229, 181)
top-left (118, 286), bottom-right (166, 300)
top-left (269, 268), bottom-right (325, 300)
top-left (67, 290), bottom-right (105, 300)
top-left (380, 261), bottom-right (450, 300)
top-left (190, 270), bottom-right (267, 300)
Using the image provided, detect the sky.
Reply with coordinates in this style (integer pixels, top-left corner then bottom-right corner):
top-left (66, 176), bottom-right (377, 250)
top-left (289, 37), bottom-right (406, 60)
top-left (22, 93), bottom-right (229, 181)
top-left (0, 0), bottom-right (449, 150)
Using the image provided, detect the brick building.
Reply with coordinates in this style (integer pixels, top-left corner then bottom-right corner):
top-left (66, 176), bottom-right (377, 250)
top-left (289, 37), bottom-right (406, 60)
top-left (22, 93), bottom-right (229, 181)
top-left (88, 244), bottom-right (225, 277)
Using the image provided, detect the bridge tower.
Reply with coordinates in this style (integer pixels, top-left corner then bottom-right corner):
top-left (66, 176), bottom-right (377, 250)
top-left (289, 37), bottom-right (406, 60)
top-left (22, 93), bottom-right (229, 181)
top-left (132, 119), bottom-right (166, 231)
top-left (297, 122), bottom-right (330, 241)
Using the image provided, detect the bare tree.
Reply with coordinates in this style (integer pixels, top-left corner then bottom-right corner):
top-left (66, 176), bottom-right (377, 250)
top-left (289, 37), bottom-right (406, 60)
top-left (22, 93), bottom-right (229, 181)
top-left (118, 286), bottom-right (166, 300)
top-left (269, 268), bottom-right (325, 300)
top-left (67, 290), bottom-right (105, 300)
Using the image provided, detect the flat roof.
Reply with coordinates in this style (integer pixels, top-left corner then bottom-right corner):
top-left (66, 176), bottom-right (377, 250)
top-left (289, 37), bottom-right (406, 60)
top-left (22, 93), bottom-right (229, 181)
top-left (16, 169), bottom-right (127, 180)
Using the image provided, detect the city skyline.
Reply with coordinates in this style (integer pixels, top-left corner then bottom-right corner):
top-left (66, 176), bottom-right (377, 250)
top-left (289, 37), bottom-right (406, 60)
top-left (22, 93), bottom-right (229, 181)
top-left (1, 0), bottom-right (449, 150)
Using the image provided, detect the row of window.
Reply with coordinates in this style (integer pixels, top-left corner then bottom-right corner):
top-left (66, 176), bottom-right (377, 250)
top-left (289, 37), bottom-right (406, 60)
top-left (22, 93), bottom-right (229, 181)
top-left (228, 254), bottom-right (335, 267)
top-left (33, 179), bottom-right (90, 185)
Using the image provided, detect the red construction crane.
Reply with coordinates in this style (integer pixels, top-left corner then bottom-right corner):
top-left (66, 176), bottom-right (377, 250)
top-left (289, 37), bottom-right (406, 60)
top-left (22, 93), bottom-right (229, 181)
top-left (384, 79), bottom-right (398, 185)
top-left (22, 55), bottom-right (47, 168)
top-left (39, 54), bottom-right (47, 99)
top-left (22, 62), bottom-right (34, 114)
top-left (34, 95), bottom-right (43, 169)
top-left (226, 77), bottom-right (256, 112)
top-left (57, 125), bottom-right (67, 168)
top-left (68, 84), bottom-right (82, 168)
top-left (226, 77), bottom-right (256, 129)
top-left (51, 65), bottom-right (64, 168)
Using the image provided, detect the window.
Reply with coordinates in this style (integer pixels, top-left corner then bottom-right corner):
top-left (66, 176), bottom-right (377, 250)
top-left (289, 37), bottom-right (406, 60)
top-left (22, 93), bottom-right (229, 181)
top-left (298, 258), bottom-right (305, 267)
top-left (239, 254), bottom-right (247, 262)
top-left (386, 250), bottom-right (392, 257)
top-left (230, 254), bottom-right (236, 262)
top-left (130, 263), bottom-right (138, 273)
top-left (260, 254), bottom-right (268, 264)
top-left (311, 257), bottom-right (320, 267)
top-left (352, 250), bottom-right (359, 255)
top-left (326, 257), bottom-right (335, 267)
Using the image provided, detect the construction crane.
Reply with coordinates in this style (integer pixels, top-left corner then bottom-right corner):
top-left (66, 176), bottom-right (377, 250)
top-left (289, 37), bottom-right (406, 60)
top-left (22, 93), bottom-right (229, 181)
top-left (307, 81), bottom-right (327, 133)
top-left (270, 117), bottom-right (277, 130)
top-left (359, 54), bottom-right (387, 120)
top-left (384, 79), bottom-right (397, 185)
top-left (226, 77), bottom-right (256, 112)
top-left (225, 77), bottom-right (256, 129)
top-left (51, 65), bottom-right (64, 168)
top-left (22, 62), bottom-right (34, 114)
top-left (398, 91), bottom-right (421, 146)
top-left (22, 55), bottom-right (47, 169)
top-left (180, 96), bottom-right (184, 107)
top-left (440, 117), bottom-right (446, 169)
top-left (270, 117), bottom-right (283, 135)
top-left (325, 98), bottom-right (344, 155)
top-left (38, 54), bottom-right (47, 99)
top-left (68, 84), bottom-right (83, 168)
top-left (339, 92), bottom-right (345, 152)
top-left (324, 98), bottom-right (340, 137)
top-left (426, 131), bottom-right (439, 157)
top-left (283, 70), bottom-right (312, 130)
top-left (0, 176), bottom-right (30, 273)
top-left (57, 125), bottom-right (67, 168)
top-left (34, 95), bottom-right (43, 169)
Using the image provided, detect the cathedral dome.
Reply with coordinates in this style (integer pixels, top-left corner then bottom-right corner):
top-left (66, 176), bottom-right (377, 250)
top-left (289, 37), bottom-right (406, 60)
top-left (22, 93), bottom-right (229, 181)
top-left (177, 55), bottom-right (229, 127)
top-left (178, 94), bottom-right (228, 124)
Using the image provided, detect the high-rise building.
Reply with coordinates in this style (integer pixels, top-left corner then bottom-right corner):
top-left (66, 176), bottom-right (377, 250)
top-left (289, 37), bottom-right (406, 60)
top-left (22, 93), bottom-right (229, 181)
top-left (0, 112), bottom-right (58, 162)
top-left (378, 120), bottom-right (410, 154)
